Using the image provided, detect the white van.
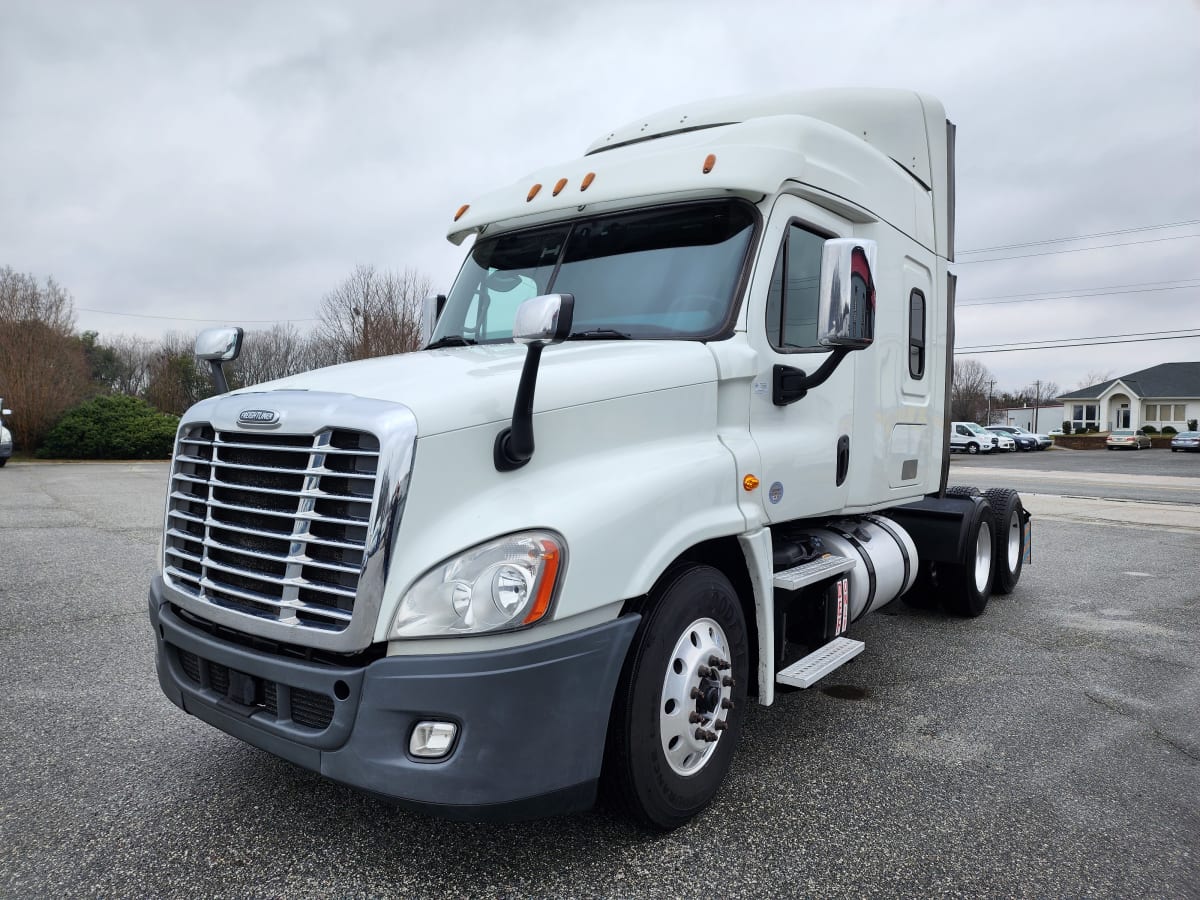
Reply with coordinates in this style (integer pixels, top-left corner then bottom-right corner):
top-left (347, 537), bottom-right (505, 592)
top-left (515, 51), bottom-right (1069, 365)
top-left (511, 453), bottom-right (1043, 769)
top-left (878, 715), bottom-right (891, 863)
top-left (950, 421), bottom-right (998, 454)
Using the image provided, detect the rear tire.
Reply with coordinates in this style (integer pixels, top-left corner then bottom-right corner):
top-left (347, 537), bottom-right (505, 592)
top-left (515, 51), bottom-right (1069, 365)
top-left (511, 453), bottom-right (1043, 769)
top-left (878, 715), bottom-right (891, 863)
top-left (603, 563), bottom-right (749, 831)
top-left (983, 488), bottom-right (1025, 595)
top-left (938, 498), bottom-right (995, 617)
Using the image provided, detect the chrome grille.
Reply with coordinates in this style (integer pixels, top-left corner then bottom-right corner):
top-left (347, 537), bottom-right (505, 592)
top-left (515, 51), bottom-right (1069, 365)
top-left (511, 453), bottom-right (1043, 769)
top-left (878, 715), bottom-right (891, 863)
top-left (164, 424), bottom-right (380, 633)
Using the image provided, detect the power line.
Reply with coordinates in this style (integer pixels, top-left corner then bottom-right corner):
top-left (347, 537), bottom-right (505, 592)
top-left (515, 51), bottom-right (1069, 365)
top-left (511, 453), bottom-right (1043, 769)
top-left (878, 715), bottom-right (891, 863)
top-left (956, 331), bottom-right (1200, 355)
top-left (957, 279), bottom-right (1200, 308)
top-left (959, 326), bottom-right (1200, 350)
top-left (955, 233), bottom-right (1200, 263)
top-left (958, 219), bottom-right (1200, 254)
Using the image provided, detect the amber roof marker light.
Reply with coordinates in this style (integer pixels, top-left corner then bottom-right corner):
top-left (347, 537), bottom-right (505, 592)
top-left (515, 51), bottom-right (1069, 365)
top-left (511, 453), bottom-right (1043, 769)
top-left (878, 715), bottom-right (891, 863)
top-left (703, 154), bottom-right (717, 174)
top-left (527, 183), bottom-right (542, 202)
top-left (453, 204), bottom-right (470, 222)
top-left (552, 178), bottom-right (568, 196)
top-left (580, 172), bottom-right (596, 191)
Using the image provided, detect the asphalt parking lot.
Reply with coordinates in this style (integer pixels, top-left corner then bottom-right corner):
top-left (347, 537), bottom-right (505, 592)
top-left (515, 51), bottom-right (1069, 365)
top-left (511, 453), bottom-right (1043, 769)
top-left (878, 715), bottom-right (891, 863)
top-left (2, 460), bottom-right (1198, 899)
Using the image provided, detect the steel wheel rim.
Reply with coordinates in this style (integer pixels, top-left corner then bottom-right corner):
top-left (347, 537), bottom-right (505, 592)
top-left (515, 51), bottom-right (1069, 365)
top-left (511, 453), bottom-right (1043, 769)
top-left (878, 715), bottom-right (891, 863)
top-left (659, 616), bottom-right (732, 777)
top-left (1006, 508), bottom-right (1021, 570)
top-left (974, 521), bottom-right (993, 593)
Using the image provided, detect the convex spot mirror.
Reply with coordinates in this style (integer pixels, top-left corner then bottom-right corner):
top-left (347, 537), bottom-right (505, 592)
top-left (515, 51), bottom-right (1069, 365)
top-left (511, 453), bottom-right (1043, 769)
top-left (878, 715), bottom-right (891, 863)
top-left (817, 238), bottom-right (877, 351)
top-left (512, 294), bottom-right (575, 345)
top-left (194, 326), bottom-right (244, 362)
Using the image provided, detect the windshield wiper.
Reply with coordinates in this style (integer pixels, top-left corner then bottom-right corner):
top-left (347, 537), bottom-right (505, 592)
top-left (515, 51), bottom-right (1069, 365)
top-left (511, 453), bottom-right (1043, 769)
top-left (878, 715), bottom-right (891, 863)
top-left (425, 335), bottom-right (478, 349)
top-left (566, 329), bottom-right (632, 341)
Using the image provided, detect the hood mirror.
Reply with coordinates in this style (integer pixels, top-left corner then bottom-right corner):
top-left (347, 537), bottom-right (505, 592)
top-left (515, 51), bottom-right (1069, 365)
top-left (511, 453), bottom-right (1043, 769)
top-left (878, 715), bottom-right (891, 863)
top-left (495, 294), bottom-right (575, 471)
top-left (194, 326), bottom-right (244, 394)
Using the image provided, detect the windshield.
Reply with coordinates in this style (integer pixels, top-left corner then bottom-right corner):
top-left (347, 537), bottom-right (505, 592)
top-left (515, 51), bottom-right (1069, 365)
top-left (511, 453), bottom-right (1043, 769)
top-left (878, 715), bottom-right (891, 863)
top-left (432, 199), bottom-right (757, 343)
top-left (966, 423), bottom-right (992, 436)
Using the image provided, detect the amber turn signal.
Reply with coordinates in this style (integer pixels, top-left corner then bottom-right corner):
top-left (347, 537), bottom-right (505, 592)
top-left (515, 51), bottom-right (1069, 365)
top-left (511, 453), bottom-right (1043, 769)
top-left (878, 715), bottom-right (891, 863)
top-left (743, 474), bottom-right (760, 492)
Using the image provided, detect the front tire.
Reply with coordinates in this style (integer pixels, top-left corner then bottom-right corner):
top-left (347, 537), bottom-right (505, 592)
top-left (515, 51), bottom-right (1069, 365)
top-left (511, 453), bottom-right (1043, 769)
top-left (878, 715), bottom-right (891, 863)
top-left (603, 563), bottom-right (749, 831)
top-left (966, 442), bottom-right (980, 455)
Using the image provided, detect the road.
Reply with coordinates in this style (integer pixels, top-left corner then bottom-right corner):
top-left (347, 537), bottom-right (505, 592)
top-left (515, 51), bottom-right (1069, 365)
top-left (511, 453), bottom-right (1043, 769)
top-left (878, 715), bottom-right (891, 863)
top-left (1, 460), bottom-right (1198, 899)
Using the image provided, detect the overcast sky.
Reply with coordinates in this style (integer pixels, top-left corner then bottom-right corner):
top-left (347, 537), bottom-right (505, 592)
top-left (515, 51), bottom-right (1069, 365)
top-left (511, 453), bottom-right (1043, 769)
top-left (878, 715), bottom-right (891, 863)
top-left (2, 0), bottom-right (1197, 396)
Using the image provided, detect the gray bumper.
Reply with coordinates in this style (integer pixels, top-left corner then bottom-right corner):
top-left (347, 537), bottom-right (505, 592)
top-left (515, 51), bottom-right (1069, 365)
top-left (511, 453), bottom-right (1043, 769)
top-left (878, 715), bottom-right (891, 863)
top-left (150, 577), bottom-right (639, 821)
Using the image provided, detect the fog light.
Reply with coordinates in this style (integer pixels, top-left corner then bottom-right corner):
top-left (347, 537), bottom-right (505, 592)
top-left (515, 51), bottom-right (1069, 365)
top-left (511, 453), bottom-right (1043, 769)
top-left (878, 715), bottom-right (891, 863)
top-left (410, 721), bottom-right (458, 759)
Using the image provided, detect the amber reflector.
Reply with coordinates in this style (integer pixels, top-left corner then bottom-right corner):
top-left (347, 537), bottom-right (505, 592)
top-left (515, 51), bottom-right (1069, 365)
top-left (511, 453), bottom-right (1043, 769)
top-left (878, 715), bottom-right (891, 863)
top-left (580, 172), bottom-right (596, 191)
top-left (454, 204), bottom-right (470, 221)
top-left (553, 178), bottom-right (568, 196)
top-left (523, 542), bottom-right (561, 625)
top-left (527, 183), bottom-right (542, 202)
top-left (703, 154), bottom-right (716, 174)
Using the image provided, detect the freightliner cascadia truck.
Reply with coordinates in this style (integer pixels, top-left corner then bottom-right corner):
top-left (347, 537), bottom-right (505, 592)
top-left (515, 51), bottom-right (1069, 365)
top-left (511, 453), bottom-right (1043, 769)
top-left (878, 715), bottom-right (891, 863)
top-left (150, 89), bottom-right (1031, 830)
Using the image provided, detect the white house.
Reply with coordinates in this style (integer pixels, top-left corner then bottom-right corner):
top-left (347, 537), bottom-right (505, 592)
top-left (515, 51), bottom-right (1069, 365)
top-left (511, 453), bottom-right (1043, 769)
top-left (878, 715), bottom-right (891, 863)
top-left (1055, 362), bottom-right (1200, 432)
top-left (996, 405), bottom-right (1065, 433)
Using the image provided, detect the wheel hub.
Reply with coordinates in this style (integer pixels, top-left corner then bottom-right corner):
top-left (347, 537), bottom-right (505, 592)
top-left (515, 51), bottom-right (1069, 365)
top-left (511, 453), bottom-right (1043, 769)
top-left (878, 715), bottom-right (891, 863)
top-left (659, 617), bottom-right (734, 776)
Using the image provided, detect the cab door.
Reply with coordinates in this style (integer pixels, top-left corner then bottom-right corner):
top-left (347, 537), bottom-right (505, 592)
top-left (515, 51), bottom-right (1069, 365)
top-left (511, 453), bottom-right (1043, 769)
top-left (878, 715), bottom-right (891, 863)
top-left (747, 196), bottom-right (854, 522)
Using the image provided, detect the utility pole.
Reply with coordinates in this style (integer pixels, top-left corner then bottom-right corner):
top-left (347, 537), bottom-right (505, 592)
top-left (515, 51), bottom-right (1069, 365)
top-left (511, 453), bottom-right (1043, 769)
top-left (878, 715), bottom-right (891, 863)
top-left (1033, 379), bottom-right (1041, 433)
top-left (987, 379), bottom-right (996, 425)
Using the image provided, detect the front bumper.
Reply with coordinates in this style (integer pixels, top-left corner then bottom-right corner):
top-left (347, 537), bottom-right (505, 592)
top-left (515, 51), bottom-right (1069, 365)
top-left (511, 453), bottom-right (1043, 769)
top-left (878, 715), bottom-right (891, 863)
top-left (150, 577), bottom-right (640, 821)
top-left (0, 440), bottom-right (11, 459)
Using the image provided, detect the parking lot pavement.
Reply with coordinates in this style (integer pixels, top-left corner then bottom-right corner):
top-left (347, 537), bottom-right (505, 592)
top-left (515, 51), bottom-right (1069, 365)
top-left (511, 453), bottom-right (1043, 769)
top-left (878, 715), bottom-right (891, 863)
top-left (2, 462), bottom-right (1198, 898)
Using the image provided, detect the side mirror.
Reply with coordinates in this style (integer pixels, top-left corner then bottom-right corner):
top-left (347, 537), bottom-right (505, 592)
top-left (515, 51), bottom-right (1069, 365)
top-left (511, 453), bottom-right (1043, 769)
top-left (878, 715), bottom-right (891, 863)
top-left (422, 293), bottom-right (447, 341)
top-left (194, 326), bottom-right (244, 394)
top-left (817, 238), bottom-right (877, 350)
top-left (494, 294), bottom-right (575, 471)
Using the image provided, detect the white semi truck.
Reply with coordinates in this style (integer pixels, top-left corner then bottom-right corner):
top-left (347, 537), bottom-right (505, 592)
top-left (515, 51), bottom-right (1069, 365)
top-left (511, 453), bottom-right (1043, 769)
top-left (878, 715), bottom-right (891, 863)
top-left (150, 89), bottom-right (1030, 830)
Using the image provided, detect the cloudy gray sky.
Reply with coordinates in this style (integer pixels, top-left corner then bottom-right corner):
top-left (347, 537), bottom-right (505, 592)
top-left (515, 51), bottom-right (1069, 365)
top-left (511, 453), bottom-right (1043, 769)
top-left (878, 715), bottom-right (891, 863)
top-left (2, 0), bottom-right (1197, 395)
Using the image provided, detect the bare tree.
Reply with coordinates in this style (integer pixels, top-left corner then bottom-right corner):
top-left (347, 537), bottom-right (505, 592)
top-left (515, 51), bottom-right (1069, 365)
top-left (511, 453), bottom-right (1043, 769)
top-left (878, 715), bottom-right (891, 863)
top-left (950, 358), bottom-right (994, 422)
top-left (236, 322), bottom-right (312, 387)
top-left (104, 333), bottom-right (156, 397)
top-left (318, 265), bottom-right (431, 363)
top-left (0, 267), bottom-right (90, 449)
top-left (144, 331), bottom-right (212, 416)
top-left (1076, 369), bottom-right (1114, 390)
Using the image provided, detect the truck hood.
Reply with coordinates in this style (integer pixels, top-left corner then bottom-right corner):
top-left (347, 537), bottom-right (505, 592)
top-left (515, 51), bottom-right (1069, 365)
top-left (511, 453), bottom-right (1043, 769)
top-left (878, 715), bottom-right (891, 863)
top-left (232, 341), bottom-right (720, 437)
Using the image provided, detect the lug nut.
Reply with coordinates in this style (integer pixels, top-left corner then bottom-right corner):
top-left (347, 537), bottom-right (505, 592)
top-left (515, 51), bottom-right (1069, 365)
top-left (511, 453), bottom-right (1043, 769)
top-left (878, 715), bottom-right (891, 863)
top-left (697, 665), bottom-right (715, 679)
top-left (688, 712), bottom-right (704, 724)
top-left (721, 699), bottom-right (735, 710)
top-left (714, 719), bottom-right (728, 731)
top-left (722, 676), bottom-right (735, 687)
top-left (690, 687), bottom-right (703, 700)
top-left (710, 655), bottom-right (731, 670)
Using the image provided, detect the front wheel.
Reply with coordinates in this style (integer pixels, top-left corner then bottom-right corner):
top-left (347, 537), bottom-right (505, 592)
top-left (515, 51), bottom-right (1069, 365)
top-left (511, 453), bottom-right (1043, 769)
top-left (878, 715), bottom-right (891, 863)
top-left (966, 442), bottom-right (980, 455)
top-left (603, 563), bottom-right (749, 831)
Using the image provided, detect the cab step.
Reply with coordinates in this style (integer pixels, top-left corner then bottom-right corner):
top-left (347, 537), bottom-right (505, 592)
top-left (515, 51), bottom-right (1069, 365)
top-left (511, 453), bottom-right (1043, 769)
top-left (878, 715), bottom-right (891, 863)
top-left (775, 637), bottom-right (865, 689)
top-left (773, 554), bottom-right (855, 591)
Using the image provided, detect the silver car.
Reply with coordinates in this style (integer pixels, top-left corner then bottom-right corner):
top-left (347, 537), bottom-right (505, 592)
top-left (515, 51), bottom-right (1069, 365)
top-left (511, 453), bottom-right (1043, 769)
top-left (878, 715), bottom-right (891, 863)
top-left (1170, 431), bottom-right (1200, 452)
top-left (0, 403), bottom-right (11, 467)
top-left (1106, 430), bottom-right (1152, 450)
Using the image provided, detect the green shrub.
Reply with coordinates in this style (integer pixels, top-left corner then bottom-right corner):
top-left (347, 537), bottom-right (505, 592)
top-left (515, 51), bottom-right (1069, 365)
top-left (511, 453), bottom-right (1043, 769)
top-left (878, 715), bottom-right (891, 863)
top-left (1141, 424), bottom-right (1157, 435)
top-left (1062, 421), bottom-right (1072, 435)
top-left (1188, 419), bottom-right (1198, 432)
top-left (1161, 425), bottom-right (1177, 435)
top-left (37, 395), bottom-right (179, 460)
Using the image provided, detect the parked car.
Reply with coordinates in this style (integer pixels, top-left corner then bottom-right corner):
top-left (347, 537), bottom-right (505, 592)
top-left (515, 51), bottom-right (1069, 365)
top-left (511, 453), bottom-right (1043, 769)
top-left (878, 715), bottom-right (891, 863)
top-left (987, 426), bottom-right (1039, 451)
top-left (949, 421), bottom-right (998, 454)
top-left (0, 403), bottom-right (12, 467)
top-left (990, 431), bottom-right (1017, 452)
top-left (1106, 429), bottom-right (1152, 450)
top-left (1170, 431), bottom-right (1200, 452)
top-left (984, 424), bottom-right (1051, 448)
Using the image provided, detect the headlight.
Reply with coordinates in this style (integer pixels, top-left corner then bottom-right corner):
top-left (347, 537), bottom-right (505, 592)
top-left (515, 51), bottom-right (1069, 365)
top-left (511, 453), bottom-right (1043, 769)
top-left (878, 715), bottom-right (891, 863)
top-left (389, 531), bottom-right (565, 639)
